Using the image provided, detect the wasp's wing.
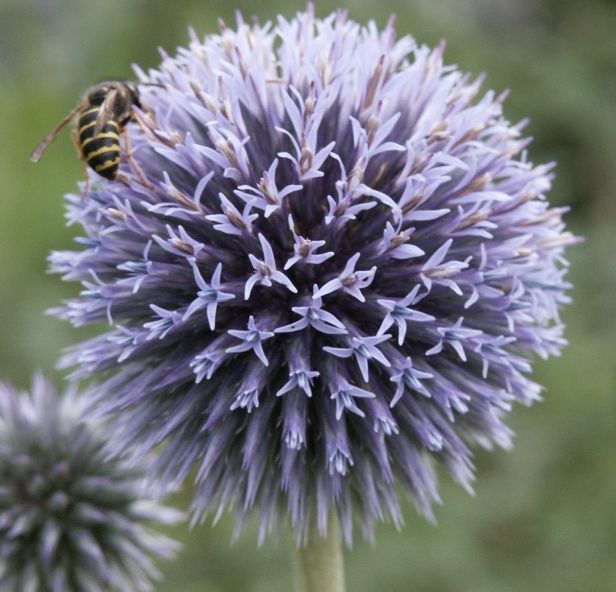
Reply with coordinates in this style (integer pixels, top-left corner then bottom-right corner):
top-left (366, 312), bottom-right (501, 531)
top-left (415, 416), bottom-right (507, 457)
top-left (94, 88), bottom-right (121, 134)
top-left (30, 100), bottom-right (88, 162)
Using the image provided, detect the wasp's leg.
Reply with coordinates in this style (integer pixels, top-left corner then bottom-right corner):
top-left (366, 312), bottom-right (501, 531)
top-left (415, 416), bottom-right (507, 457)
top-left (132, 110), bottom-right (152, 136)
top-left (133, 109), bottom-right (177, 148)
top-left (121, 128), bottom-right (153, 189)
top-left (71, 128), bottom-right (90, 200)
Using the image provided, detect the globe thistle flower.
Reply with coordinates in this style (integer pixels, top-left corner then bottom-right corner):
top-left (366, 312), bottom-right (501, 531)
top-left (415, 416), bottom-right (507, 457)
top-left (50, 6), bottom-right (578, 544)
top-left (0, 375), bottom-right (182, 592)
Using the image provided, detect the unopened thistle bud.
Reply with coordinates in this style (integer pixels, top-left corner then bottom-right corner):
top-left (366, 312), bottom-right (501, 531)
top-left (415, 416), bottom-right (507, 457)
top-left (0, 376), bottom-right (182, 591)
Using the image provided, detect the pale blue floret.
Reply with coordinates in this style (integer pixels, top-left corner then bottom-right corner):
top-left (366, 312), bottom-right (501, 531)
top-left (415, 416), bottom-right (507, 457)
top-left (324, 334), bottom-right (392, 381)
top-left (227, 315), bottom-right (275, 366)
top-left (183, 260), bottom-right (234, 329)
top-left (313, 253), bottom-right (377, 303)
top-left (377, 285), bottom-right (436, 345)
top-left (245, 233), bottom-right (298, 299)
top-left (235, 159), bottom-right (303, 218)
top-left (275, 287), bottom-right (347, 335)
top-left (206, 193), bottom-right (258, 236)
top-left (329, 379), bottom-right (375, 419)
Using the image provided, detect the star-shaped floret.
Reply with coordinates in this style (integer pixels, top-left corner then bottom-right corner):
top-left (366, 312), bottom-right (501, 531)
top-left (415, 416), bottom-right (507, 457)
top-left (377, 285), bottom-right (435, 345)
top-left (245, 233), bottom-right (298, 299)
top-left (329, 378), bottom-right (375, 419)
top-left (235, 159), bottom-right (303, 218)
top-left (389, 356), bottom-right (434, 407)
top-left (284, 215), bottom-right (334, 270)
top-left (227, 316), bottom-right (275, 366)
top-left (190, 334), bottom-right (234, 382)
top-left (230, 363), bottom-right (270, 412)
top-left (206, 193), bottom-right (258, 236)
top-left (144, 305), bottom-right (181, 340)
top-left (275, 286), bottom-right (347, 335)
top-left (323, 158), bottom-right (378, 226)
top-left (277, 329), bottom-right (321, 397)
top-left (117, 240), bottom-right (152, 294)
top-left (108, 326), bottom-right (141, 363)
top-left (277, 368), bottom-right (320, 397)
top-left (191, 349), bottom-right (225, 383)
top-left (324, 193), bottom-right (377, 226)
top-left (277, 126), bottom-right (336, 182)
top-left (324, 334), bottom-right (391, 381)
top-left (183, 260), bottom-right (234, 330)
top-left (313, 253), bottom-right (376, 302)
top-left (379, 222), bottom-right (425, 260)
top-left (426, 317), bottom-right (483, 361)
top-left (323, 412), bottom-right (353, 476)
top-left (153, 224), bottom-right (204, 258)
top-left (420, 238), bottom-right (471, 294)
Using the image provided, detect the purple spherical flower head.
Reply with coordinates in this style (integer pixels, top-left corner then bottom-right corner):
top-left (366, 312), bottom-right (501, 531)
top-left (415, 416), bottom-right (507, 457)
top-left (50, 6), bottom-right (578, 544)
top-left (0, 376), bottom-right (182, 592)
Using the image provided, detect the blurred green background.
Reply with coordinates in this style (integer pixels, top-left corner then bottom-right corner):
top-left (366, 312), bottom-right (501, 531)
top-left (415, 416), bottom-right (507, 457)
top-left (1, 0), bottom-right (614, 590)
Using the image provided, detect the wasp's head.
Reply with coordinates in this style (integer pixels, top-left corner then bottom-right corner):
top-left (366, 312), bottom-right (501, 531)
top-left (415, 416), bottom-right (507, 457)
top-left (123, 81), bottom-right (141, 107)
top-left (86, 80), bottom-right (141, 108)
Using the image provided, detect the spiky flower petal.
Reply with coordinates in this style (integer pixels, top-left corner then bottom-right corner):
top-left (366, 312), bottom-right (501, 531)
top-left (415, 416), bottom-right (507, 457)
top-left (50, 7), bottom-right (578, 544)
top-left (0, 376), bottom-right (182, 591)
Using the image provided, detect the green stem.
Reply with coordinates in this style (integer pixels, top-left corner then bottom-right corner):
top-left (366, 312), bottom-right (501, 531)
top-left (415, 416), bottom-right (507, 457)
top-left (292, 517), bottom-right (346, 592)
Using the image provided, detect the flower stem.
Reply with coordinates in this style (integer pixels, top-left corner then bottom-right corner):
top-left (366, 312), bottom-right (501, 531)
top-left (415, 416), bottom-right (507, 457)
top-left (292, 518), bottom-right (346, 592)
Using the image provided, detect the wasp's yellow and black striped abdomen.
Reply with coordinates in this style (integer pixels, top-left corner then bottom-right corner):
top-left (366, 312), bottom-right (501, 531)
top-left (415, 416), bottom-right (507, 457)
top-left (30, 80), bottom-right (145, 190)
top-left (78, 106), bottom-right (121, 180)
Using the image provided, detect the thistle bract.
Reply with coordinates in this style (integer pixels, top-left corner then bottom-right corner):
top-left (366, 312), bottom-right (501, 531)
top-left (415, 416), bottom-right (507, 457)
top-left (50, 7), bottom-right (577, 543)
top-left (0, 376), bottom-right (182, 591)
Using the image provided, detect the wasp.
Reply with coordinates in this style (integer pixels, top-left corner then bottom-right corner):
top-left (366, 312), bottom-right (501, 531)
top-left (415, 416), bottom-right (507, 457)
top-left (30, 80), bottom-right (154, 192)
